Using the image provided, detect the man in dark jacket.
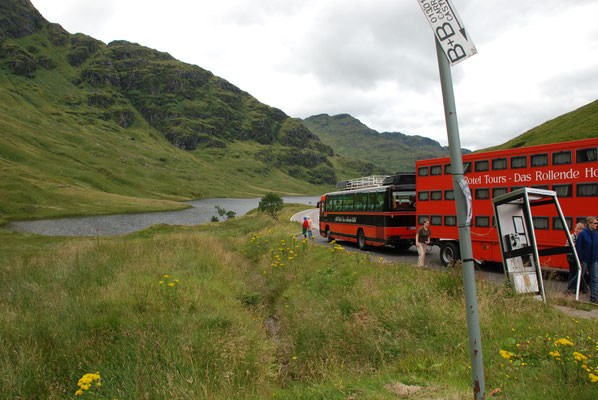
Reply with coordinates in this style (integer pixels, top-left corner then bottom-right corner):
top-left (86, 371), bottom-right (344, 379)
top-left (575, 217), bottom-right (598, 303)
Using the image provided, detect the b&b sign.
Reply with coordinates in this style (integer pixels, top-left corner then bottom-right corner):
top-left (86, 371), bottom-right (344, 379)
top-left (417, 0), bottom-right (477, 65)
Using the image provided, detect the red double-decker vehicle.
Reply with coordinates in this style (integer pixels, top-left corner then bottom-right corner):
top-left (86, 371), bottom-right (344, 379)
top-left (415, 138), bottom-right (598, 270)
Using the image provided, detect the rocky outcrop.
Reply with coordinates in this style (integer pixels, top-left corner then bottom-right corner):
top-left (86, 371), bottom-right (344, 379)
top-left (67, 34), bottom-right (103, 67)
top-left (0, 0), bottom-right (45, 40)
top-left (0, 42), bottom-right (37, 76)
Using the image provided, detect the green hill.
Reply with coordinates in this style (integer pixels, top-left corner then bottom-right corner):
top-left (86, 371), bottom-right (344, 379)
top-left (0, 0), bottom-right (385, 223)
top-left (480, 100), bottom-right (598, 151)
top-left (301, 113), bottom-right (470, 172)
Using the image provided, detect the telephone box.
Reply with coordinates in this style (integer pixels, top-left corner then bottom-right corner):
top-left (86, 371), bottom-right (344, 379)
top-left (492, 188), bottom-right (580, 302)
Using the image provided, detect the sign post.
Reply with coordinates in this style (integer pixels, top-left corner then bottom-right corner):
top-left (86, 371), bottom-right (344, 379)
top-left (416, 1), bottom-right (485, 399)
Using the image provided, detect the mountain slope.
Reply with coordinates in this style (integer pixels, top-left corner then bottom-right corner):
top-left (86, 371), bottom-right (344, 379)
top-left (0, 0), bottom-right (386, 223)
top-left (481, 100), bottom-right (598, 151)
top-left (301, 114), bottom-right (469, 172)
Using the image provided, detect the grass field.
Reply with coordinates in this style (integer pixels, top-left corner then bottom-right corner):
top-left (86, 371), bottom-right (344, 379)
top-left (1, 205), bottom-right (597, 399)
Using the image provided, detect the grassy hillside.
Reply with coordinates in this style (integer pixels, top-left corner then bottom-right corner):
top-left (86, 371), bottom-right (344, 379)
top-left (0, 0), bottom-right (385, 224)
top-left (481, 100), bottom-right (598, 152)
top-left (301, 114), bottom-right (470, 172)
top-left (1, 206), bottom-right (597, 399)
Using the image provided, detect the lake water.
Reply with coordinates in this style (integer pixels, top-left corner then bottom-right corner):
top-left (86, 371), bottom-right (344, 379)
top-left (6, 196), bottom-right (321, 237)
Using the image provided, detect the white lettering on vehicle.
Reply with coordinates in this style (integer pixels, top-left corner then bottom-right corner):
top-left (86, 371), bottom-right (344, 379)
top-left (454, 167), bottom-right (593, 188)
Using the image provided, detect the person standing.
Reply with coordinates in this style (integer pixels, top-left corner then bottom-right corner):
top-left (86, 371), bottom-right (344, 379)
top-left (302, 217), bottom-right (309, 239)
top-left (415, 220), bottom-right (431, 267)
top-left (307, 216), bottom-right (314, 241)
top-left (575, 217), bottom-right (598, 303)
top-left (566, 222), bottom-right (586, 294)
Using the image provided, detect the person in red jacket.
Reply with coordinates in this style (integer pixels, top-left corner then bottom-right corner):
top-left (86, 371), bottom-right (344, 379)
top-left (302, 217), bottom-right (309, 239)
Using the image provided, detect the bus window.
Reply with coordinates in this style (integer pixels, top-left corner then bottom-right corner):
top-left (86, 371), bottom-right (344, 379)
top-left (531, 153), bottom-right (549, 167)
top-left (577, 183), bottom-right (598, 197)
top-left (533, 216), bottom-right (549, 230)
top-left (511, 155), bottom-right (527, 169)
top-left (475, 188), bottom-right (490, 200)
top-left (492, 158), bottom-right (507, 170)
top-left (576, 147), bottom-right (597, 163)
top-left (355, 192), bottom-right (368, 211)
top-left (553, 216), bottom-right (573, 231)
top-left (430, 215), bottom-right (442, 226)
top-left (492, 187), bottom-right (508, 198)
top-left (444, 190), bottom-right (454, 200)
top-left (418, 215), bottom-right (429, 225)
top-left (374, 191), bottom-right (385, 211)
top-left (445, 215), bottom-right (457, 226)
top-left (367, 192), bottom-right (376, 211)
top-left (444, 163), bottom-right (452, 175)
top-left (418, 191), bottom-right (429, 201)
top-left (531, 185), bottom-right (549, 190)
top-left (418, 166), bottom-right (429, 177)
top-left (475, 216), bottom-right (490, 228)
top-left (463, 161), bottom-right (472, 174)
top-left (431, 190), bottom-right (442, 201)
top-left (475, 160), bottom-right (489, 172)
top-left (391, 191), bottom-right (416, 211)
top-left (577, 216), bottom-right (587, 225)
top-left (511, 186), bottom-right (525, 192)
top-left (342, 193), bottom-right (355, 211)
top-left (326, 195), bottom-right (334, 211)
top-left (552, 151), bottom-right (571, 165)
top-left (332, 195), bottom-right (342, 211)
top-left (553, 184), bottom-right (573, 197)
top-left (430, 165), bottom-right (442, 176)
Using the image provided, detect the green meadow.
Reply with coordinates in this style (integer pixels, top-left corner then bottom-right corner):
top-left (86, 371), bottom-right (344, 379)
top-left (1, 205), bottom-right (597, 399)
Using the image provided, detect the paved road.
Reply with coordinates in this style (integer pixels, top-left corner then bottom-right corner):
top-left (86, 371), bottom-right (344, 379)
top-left (290, 208), bottom-right (598, 308)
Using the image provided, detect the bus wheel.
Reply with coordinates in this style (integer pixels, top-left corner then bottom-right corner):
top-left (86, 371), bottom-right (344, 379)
top-left (326, 227), bottom-right (333, 242)
top-left (440, 242), bottom-right (460, 267)
top-left (357, 229), bottom-right (367, 250)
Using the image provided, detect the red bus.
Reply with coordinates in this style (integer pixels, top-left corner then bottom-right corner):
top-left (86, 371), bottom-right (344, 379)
top-left (415, 138), bottom-right (598, 270)
top-left (319, 173), bottom-right (416, 250)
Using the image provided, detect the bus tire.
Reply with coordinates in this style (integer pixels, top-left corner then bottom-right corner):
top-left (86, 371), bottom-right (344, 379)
top-left (357, 229), bottom-right (367, 250)
top-left (440, 241), bottom-right (460, 267)
top-left (326, 227), bottom-right (333, 242)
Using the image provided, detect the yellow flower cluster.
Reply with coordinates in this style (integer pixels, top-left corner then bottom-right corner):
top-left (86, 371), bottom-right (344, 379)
top-left (75, 372), bottom-right (101, 396)
top-left (499, 350), bottom-right (515, 359)
top-left (573, 351), bottom-right (588, 362)
top-left (548, 350), bottom-right (561, 359)
top-left (554, 338), bottom-right (574, 346)
top-left (159, 274), bottom-right (179, 287)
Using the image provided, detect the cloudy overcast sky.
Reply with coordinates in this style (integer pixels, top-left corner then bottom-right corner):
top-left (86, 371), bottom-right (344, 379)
top-left (31, 0), bottom-right (598, 150)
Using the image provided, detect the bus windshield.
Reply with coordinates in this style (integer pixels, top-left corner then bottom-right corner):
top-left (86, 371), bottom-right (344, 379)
top-left (392, 190), bottom-right (416, 211)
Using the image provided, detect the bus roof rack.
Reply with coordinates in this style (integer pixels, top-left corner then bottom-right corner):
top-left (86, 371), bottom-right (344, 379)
top-left (336, 175), bottom-right (388, 191)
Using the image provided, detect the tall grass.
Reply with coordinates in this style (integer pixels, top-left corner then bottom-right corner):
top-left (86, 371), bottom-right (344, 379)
top-left (1, 207), bottom-right (597, 399)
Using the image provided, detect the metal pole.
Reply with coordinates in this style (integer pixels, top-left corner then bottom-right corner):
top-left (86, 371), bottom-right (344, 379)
top-left (435, 37), bottom-right (486, 400)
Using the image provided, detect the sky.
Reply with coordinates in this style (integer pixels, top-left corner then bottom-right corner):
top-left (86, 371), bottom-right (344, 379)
top-left (30, 0), bottom-right (598, 150)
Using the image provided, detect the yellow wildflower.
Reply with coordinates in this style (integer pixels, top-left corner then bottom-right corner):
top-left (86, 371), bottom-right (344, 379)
top-left (499, 350), bottom-right (514, 359)
top-left (554, 338), bottom-right (573, 346)
top-left (574, 352), bottom-right (588, 362)
top-left (590, 373), bottom-right (598, 383)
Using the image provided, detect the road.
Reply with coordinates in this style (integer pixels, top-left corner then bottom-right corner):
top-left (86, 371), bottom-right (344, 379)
top-left (290, 208), bottom-right (594, 305)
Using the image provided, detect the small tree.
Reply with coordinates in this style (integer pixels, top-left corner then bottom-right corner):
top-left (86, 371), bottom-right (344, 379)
top-left (258, 192), bottom-right (284, 221)
top-left (213, 205), bottom-right (236, 221)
